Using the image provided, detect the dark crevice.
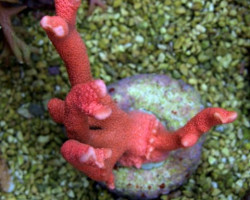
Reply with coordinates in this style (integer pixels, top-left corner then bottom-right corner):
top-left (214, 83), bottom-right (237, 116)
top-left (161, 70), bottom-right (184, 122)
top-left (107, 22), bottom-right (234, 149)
top-left (89, 126), bottom-right (102, 130)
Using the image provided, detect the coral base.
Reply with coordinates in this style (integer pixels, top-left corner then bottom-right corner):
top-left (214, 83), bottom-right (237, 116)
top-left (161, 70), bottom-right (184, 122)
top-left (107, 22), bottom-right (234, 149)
top-left (106, 74), bottom-right (205, 199)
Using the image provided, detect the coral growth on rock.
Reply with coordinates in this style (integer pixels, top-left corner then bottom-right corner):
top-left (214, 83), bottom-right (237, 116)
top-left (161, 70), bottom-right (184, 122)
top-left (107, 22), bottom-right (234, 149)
top-left (40, 0), bottom-right (237, 190)
top-left (107, 74), bottom-right (205, 198)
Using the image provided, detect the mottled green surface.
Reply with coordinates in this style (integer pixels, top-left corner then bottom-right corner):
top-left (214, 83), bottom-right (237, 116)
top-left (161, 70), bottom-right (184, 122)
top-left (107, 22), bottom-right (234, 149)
top-left (109, 74), bottom-right (202, 129)
top-left (0, 0), bottom-right (249, 199)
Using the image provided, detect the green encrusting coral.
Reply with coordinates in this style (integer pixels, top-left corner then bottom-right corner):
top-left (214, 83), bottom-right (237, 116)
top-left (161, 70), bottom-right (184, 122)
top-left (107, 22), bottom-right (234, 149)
top-left (0, 0), bottom-right (249, 199)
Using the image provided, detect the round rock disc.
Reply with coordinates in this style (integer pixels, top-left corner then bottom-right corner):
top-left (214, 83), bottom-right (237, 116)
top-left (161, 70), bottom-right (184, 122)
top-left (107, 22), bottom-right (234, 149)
top-left (105, 74), bottom-right (205, 199)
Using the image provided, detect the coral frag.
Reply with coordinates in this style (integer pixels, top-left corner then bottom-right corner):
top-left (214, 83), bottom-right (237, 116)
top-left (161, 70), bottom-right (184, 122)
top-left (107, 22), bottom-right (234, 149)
top-left (40, 0), bottom-right (237, 191)
top-left (108, 74), bottom-right (205, 198)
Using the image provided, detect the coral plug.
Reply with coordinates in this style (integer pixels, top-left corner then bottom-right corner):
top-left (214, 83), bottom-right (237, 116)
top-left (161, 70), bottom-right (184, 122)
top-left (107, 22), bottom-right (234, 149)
top-left (40, 0), bottom-right (238, 189)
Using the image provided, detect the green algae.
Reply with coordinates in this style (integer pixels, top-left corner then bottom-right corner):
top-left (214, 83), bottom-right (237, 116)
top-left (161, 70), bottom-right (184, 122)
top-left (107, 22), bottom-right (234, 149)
top-left (0, 0), bottom-right (249, 199)
top-left (112, 75), bottom-right (201, 130)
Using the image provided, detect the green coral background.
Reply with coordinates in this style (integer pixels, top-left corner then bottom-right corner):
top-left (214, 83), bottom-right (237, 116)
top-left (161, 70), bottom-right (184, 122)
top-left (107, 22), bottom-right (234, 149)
top-left (0, 0), bottom-right (249, 199)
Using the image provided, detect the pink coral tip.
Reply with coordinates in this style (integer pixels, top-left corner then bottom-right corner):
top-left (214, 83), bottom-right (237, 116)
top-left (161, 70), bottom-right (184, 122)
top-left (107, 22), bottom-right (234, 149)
top-left (40, 16), bottom-right (49, 28)
top-left (181, 134), bottom-right (199, 148)
top-left (94, 79), bottom-right (107, 97)
top-left (214, 111), bottom-right (238, 124)
top-left (108, 182), bottom-right (115, 190)
top-left (94, 106), bottom-right (112, 120)
top-left (40, 16), bottom-right (68, 38)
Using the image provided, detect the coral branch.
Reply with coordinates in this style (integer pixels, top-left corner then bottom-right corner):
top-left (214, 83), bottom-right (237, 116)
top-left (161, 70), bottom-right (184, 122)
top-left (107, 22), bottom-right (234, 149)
top-left (61, 139), bottom-right (115, 188)
top-left (152, 108), bottom-right (238, 151)
top-left (40, 0), bottom-right (92, 86)
top-left (178, 108), bottom-right (237, 147)
top-left (55, 0), bottom-right (81, 24)
top-left (48, 98), bottom-right (65, 124)
top-left (41, 0), bottom-right (238, 189)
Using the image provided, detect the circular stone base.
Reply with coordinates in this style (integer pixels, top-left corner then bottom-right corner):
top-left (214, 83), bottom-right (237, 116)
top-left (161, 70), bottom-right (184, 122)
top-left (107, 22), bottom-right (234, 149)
top-left (105, 74), bottom-right (206, 199)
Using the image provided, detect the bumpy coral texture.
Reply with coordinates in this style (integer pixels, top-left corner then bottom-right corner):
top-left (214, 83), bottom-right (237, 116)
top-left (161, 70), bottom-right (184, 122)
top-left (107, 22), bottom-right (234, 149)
top-left (40, 0), bottom-right (238, 189)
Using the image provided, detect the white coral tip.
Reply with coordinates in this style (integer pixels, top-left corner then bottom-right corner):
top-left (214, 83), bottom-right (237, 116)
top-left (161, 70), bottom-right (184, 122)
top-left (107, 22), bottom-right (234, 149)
top-left (40, 16), bottom-right (50, 28)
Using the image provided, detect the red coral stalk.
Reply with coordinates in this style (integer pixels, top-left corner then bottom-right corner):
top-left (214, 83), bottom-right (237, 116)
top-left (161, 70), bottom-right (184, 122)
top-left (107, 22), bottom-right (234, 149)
top-left (40, 0), bottom-right (238, 189)
top-left (40, 0), bottom-right (92, 86)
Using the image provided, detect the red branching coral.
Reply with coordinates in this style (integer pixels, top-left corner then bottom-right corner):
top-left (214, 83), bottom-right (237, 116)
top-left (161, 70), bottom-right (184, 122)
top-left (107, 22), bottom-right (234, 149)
top-left (40, 0), bottom-right (238, 189)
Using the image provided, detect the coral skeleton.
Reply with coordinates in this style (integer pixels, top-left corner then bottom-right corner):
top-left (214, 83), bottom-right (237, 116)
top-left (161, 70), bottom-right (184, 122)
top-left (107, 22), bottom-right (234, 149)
top-left (40, 0), bottom-right (238, 189)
